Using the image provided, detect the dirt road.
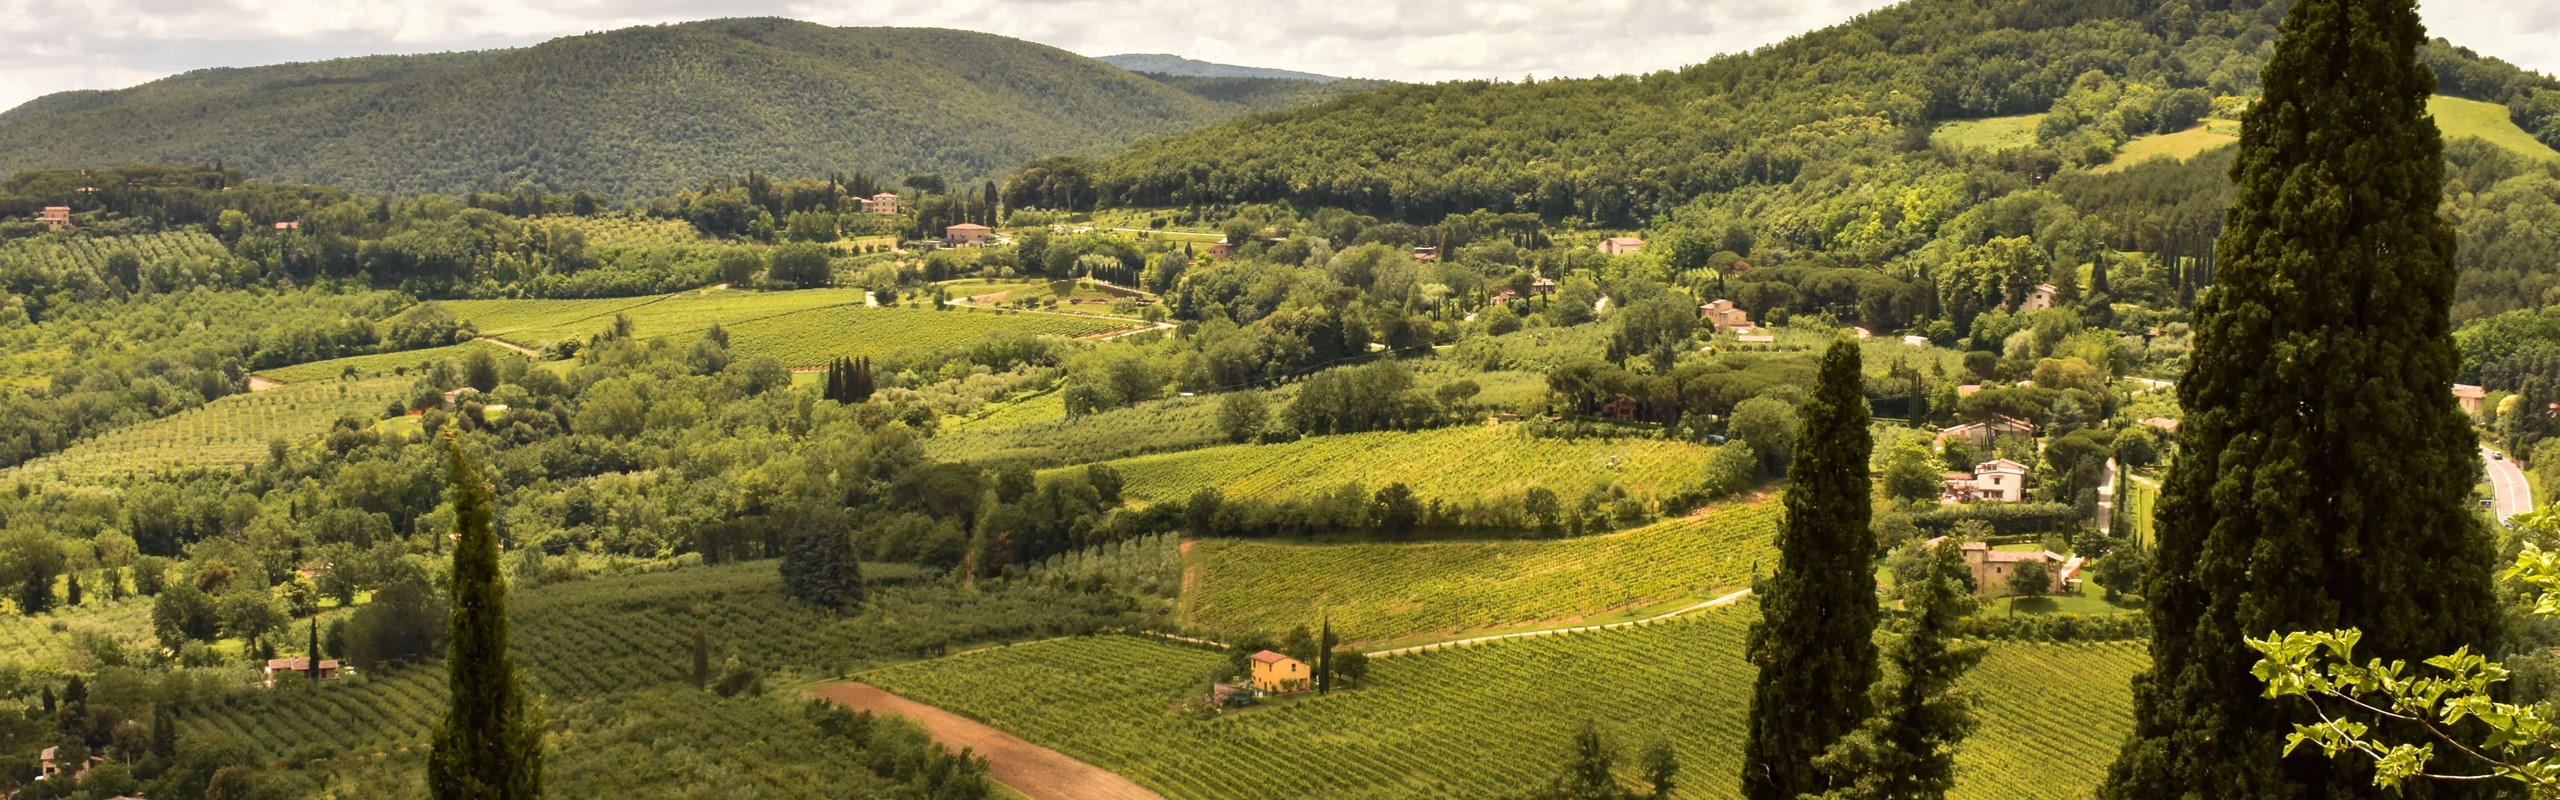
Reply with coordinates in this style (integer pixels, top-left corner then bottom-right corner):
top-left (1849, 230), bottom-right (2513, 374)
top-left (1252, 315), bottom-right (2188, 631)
top-left (806, 682), bottom-right (1164, 800)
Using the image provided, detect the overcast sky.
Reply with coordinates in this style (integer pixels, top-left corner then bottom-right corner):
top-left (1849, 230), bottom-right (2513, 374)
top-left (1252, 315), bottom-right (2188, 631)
top-left (4, 0), bottom-right (2557, 114)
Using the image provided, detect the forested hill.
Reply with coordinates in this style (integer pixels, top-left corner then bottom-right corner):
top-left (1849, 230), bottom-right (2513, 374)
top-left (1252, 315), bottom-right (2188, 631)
top-left (0, 19), bottom-right (1321, 197)
top-left (1085, 0), bottom-right (2560, 225)
top-left (1098, 53), bottom-right (1340, 82)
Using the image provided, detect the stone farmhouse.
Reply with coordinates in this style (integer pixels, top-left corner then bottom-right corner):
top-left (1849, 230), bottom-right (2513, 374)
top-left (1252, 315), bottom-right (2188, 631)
top-left (35, 206), bottom-right (71, 231)
top-left (857, 192), bottom-right (901, 214)
top-left (1600, 236), bottom-right (1644, 255)
top-left (1955, 541), bottom-right (2083, 596)
top-left (1698, 299), bottom-right (1753, 332)
top-left (1934, 414), bottom-right (2036, 450)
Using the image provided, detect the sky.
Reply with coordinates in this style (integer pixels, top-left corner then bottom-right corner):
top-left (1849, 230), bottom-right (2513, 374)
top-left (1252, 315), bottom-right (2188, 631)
top-left (3, 0), bottom-right (2557, 114)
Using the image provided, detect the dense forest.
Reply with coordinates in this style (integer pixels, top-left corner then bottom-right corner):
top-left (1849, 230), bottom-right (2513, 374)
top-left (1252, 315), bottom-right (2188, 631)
top-left (0, 20), bottom-right (1356, 197)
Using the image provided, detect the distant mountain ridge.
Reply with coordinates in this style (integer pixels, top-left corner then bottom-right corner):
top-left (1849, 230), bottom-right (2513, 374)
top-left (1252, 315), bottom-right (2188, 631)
top-left (0, 19), bottom-right (1354, 197)
top-left (1099, 54), bottom-right (1338, 83)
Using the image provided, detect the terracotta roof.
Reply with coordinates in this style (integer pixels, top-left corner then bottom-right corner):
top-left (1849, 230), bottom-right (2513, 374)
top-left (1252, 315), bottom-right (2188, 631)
top-left (1976, 459), bottom-right (2029, 474)
top-left (946, 223), bottom-right (991, 232)
top-left (1249, 650), bottom-right (1296, 665)
top-left (266, 657), bottom-right (340, 670)
top-left (2454, 384), bottom-right (2487, 399)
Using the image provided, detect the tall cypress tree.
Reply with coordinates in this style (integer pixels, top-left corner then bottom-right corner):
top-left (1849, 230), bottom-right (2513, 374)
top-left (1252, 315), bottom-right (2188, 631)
top-left (1740, 338), bottom-right (1878, 800)
top-left (428, 433), bottom-right (544, 800)
top-left (2103, 1), bottom-right (2498, 797)
top-left (306, 617), bottom-right (321, 682)
top-left (1811, 541), bottom-right (1984, 800)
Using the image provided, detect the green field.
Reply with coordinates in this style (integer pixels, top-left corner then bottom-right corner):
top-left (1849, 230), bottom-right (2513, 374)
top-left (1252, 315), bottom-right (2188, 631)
top-left (255, 339), bottom-right (530, 383)
top-left (2432, 95), bottom-right (2560, 162)
top-left (3, 377), bottom-right (410, 483)
top-left (858, 617), bottom-right (2142, 800)
top-left (1185, 499), bottom-right (1778, 643)
top-left (1932, 114), bottom-right (2044, 151)
top-left (946, 389), bottom-right (1070, 432)
top-left (2095, 121), bottom-right (2240, 173)
top-left (183, 560), bottom-right (1140, 780)
top-left (432, 288), bottom-right (1134, 367)
top-left (1099, 425), bottom-right (1721, 507)
top-left (723, 305), bottom-right (1130, 367)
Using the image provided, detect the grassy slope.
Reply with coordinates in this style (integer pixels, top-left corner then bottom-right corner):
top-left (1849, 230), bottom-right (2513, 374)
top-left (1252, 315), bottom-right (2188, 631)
top-left (1930, 114), bottom-right (2044, 151)
top-left (1185, 499), bottom-right (1779, 644)
top-left (2, 377), bottom-right (410, 483)
top-left (1945, 97), bottom-right (2555, 168)
top-left (432, 287), bottom-right (1129, 367)
top-left (1098, 425), bottom-right (1720, 506)
top-left (2433, 95), bottom-right (2560, 162)
top-left (860, 620), bottom-right (2141, 800)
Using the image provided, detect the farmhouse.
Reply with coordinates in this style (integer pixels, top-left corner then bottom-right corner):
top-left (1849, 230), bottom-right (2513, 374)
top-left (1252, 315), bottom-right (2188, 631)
top-left (265, 656), bottom-right (343, 686)
top-left (1250, 650), bottom-right (1310, 694)
top-left (36, 206), bottom-right (72, 231)
top-left (1208, 241), bottom-right (1236, 259)
top-left (1531, 277), bottom-right (1557, 295)
top-left (1955, 541), bottom-right (2082, 596)
top-left (2018, 282), bottom-right (2060, 312)
top-left (1600, 236), bottom-right (1644, 255)
top-left (275, 220), bottom-right (301, 231)
top-left (39, 746), bottom-right (104, 781)
top-left (944, 223), bottom-right (993, 246)
top-left (1698, 299), bottom-right (1753, 332)
top-left (1489, 289), bottom-right (1519, 305)
top-left (2454, 384), bottom-right (2486, 415)
top-left (1934, 414), bottom-right (2035, 449)
top-left (860, 192), bottom-right (901, 214)
top-left (1414, 245), bottom-right (1439, 262)
top-left (1598, 397), bottom-right (1640, 421)
top-left (1942, 458), bottom-right (2030, 504)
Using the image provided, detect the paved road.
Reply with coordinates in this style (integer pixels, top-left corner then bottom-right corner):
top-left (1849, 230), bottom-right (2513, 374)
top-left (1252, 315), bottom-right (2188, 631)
top-left (2486, 446), bottom-right (2533, 522)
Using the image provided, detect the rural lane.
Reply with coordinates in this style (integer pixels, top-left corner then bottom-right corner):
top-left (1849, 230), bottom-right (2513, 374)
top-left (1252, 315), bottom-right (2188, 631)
top-left (807, 682), bottom-right (1166, 800)
top-left (2486, 445), bottom-right (2533, 522)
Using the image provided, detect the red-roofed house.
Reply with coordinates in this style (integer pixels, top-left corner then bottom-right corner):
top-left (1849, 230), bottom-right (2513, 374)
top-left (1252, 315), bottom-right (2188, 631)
top-left (265, 656), bottom-right (343, 687)
top-left (944, 223), bottom-right (993, 246)
top-left (1249, 650), bottom-right (1310, 694)
top-left (1699, 299), bottom-right (1752, 332)
top-left (2454, 384), bottom-right (2487, 416)
top-left (36, 206), bottom-right (71, 231)
top-left (1600, 236), bottom-right (1644, 255)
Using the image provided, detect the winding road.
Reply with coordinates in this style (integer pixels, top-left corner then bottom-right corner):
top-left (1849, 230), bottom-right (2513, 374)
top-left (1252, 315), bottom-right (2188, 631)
top-left (2486, 445), bottom-right (2534, 522)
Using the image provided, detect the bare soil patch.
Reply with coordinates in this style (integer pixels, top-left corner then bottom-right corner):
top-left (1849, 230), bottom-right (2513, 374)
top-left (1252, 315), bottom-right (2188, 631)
top-left (807, 682), bottom-right (1164, 800)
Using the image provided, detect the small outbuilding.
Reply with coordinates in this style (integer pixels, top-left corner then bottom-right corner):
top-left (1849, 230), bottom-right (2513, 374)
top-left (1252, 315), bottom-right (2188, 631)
top-left (264, 656), bottom-right (343, 686)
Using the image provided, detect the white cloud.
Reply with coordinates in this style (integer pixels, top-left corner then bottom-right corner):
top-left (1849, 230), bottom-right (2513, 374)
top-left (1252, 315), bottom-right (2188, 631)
top-left (0, 0), bottom-right (2553, 113)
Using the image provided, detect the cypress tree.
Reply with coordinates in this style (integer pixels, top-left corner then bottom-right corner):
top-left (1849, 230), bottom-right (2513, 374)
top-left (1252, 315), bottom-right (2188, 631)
top-left (428, 433), bottom-right (544, 800)
top-left (692, 629), bottom-right (710, 690)
top-left (307, 617), bottom-right (321, 682)
top-left (1740, 338), bottom-right (1878, 800)
top-left (2103, 1), bottom-right (2499, 797)
top-left (1811, 541), bottom-right (1984, 800)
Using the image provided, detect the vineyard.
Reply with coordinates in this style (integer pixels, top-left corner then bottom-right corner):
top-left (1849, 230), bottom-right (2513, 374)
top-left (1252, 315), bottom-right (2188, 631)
top-left (0, 596), bottom-right (156, 675)
top-left (721, 305), bottom-right (1130, 367)
top-left (1184, 500), bottom-right (1778, 643)
top-left (1097, 426), bottom-right (1722, 507)
top-left (925, 389), bottom-right (1243, 468)
top-left (255, 340), bottom-right (530, 384)
top-left (3, 378), bottom-right (410, 483)
top-left (0, 229), bottom-right (231, 278)
top-left (181, 560), bottom-right (1145, 762)
top-left (428, 288), bottom-right (1132, 366)
top-left (856, 616), bottom-right (2143, 800)
top-left (944, 389), bottom-right (1068, 433)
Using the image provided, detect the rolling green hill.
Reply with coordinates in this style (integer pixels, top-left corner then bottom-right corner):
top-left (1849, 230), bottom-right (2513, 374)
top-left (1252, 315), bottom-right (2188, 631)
top-left (0, 19), bottom-right (1334, 196)
top-left (1086, 0), bottom-right (2560, 225)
